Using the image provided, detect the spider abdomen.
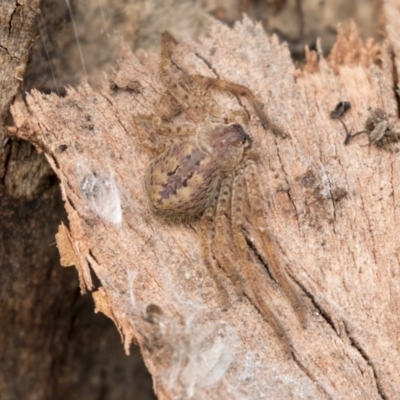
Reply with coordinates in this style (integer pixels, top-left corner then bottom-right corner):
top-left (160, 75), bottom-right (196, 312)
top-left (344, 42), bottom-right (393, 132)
top-left (145, 141), bottom-right (219, 219)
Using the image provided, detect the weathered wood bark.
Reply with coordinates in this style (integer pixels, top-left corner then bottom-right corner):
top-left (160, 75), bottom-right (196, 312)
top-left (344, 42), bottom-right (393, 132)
top-left (0, 1), bottom-right (154, 399)
top-left (0, 2), bottom-right (64, 398)
top-left (9, 1), bottom-right (400, 398)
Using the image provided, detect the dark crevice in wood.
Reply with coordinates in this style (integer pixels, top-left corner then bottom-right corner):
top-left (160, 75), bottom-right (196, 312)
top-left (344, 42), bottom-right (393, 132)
top-left (292, 352), bottom-right (334, 400)
top-left (343, 321), bottom-right (387, 400)
top-left (292, 276), bottom-right (339, 336)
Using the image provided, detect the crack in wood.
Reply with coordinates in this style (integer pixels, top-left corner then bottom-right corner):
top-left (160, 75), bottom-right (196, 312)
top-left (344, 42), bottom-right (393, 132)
top-left (272, 136), bottom-right (301, 230)
top-left (244, 234), bottom-right (277, 283)
top-left (292, 352), bottom-right (334, 400)
top-left (194, 51), bottom-right (220, 79)
top-left (343, 321), bottom-right (387, 400)
top-left (292, 276), bottom-right (339, 336)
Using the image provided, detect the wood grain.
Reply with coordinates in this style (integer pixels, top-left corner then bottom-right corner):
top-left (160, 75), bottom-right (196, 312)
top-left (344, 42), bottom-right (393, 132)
top-left (11, 3), bottom-right (400, 397)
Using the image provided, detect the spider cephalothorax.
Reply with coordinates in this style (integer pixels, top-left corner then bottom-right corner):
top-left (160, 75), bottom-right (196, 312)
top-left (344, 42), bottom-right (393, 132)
top-left (134, 32), bottom-right (306, 354)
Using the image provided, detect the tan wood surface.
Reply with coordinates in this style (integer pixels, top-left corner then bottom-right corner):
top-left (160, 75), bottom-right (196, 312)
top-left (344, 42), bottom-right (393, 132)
top-left (10, 2), bottom-right (400, 397)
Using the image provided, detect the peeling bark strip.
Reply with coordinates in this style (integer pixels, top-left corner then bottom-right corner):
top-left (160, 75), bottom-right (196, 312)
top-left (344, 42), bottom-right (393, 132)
top-left (10, 4), bottom-right (400, 397)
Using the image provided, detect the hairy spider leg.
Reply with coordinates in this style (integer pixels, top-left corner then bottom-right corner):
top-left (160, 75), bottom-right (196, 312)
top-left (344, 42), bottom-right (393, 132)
top-left (133, 77), bottom-right (201, 155)
top-left (155, 90), bottom-right (182, 120)
top-left (159, 32), bottom-right (207, 113)
top-left (151, 87), bottom-right (198, 137)
top-left (160, 32), bottom-right (223, 119)
top-left (159, 31), bottom-right (287, 136)
top-left (243, 158), bottom-right (307, 328)
top-left (213, 175), bottom-right (244, 299)
top-left (199, 193), bottom-right (231, 310)
top-left (191, 75), bottom-right (287, 137)
top-left (133, 115), bottom-right (188, 154)
top-left (231, 167), bottom-right (291, 355)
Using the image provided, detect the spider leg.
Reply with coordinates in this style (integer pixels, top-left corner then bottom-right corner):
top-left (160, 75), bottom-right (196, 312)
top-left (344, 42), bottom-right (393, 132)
top-left (213, 175), bottom-right (244, 299)
top-left (158, 33), bottom-right (284, 133)
top-left (160, 32), bottom-right (223, 119)
top-left (159, 32), bottom-right (206, 113)
top-left (243, 158), bottom-right (307, 328)
top-left (145, 80), bottom-right (198, 138)
top-left (232, 167), bottom-right (291, 355)
top-left (133, 91), bottom-right (197, 155)
top-left (153, 72), bottom-right (197, 137)
top-left (199, 192), bottom-right (231, 310)
top-left (154, 90), bottom-right (183, 121)
top-left (160, 31), bottom-right (179, 88)
top-left (152, 117), bottom-right (197, 137)
top-left (191, 75), bottom-right (287, 137)
top-left (133, 115), bottom-right (181, 156)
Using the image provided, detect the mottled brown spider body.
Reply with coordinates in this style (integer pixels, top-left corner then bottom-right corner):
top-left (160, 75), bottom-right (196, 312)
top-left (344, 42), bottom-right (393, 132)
top-left (146, 141), bottom-right (219, 218)
top-left (134, 32), bottom-right (306, 355)
top-left (145, 123), bottom-right (250, 219)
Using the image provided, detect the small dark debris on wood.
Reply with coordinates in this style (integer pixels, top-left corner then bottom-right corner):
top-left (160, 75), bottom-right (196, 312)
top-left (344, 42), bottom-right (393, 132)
top-left (330, 101), bottom-right (353, 145)
top-left (345, 108), bottom-right (400, 148)
top-left (330, 101), bottom-right (351, 119)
